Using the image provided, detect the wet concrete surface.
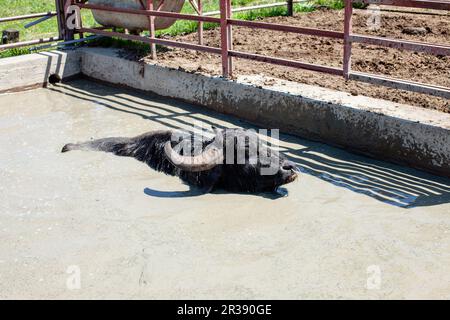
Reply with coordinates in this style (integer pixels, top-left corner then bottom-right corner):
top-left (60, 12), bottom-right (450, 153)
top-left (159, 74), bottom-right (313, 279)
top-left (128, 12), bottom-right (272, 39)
top-left (0, 79), bottom-right (449, 299)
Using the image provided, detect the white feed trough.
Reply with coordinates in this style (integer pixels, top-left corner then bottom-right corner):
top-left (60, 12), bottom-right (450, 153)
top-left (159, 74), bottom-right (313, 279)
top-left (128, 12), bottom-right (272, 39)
top-left (89, 0), bottom-right (186, 31)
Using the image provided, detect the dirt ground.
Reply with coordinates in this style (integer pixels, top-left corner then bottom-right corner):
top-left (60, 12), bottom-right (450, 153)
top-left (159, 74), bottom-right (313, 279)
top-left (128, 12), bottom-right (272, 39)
top-left (145, 8), bottom-right (450, 112)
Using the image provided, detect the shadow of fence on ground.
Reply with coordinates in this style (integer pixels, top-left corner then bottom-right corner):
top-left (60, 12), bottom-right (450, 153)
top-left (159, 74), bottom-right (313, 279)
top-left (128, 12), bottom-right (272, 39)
top-left (283, 142), bottom-right (450, 208)
top-left (50, 79), bottom-right (450, 208)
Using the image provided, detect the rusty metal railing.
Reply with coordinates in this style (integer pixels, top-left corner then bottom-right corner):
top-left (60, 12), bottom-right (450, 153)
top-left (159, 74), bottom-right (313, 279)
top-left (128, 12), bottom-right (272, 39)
top-left (1, 0), bottom-right (449, 99)
top-left (0, 1), bottom-right (90, 51)
top-left (344, 0), bottom-right (450, 99)
top-left (0, 8), bottom-right (62, 50)
top-left (75, 0), bottom-right (450, 99)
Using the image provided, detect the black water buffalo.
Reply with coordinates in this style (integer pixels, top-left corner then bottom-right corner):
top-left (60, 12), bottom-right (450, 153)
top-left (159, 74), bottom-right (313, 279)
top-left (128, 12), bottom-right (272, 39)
top-left (62, 128), bottom-right (299, 194)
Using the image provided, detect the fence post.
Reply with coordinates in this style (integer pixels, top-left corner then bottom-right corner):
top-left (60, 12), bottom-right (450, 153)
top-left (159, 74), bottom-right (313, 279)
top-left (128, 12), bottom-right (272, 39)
top-left (55, 0), bottom-right (65, 40)
top-left (198, 0), bottom-right (203, 45)
top-left (77, 0), bottom-right (84, 40)
top-left (147, 0), bottom-right (157, 60)
top-left (287, 0), bottom-right (294, 16)
top-left (56, 0), bottom-right (75, 41)
top-left (66, 0), bottom-right (75, 41)
top-left (220, 0), bottom-right (231, 78)
top-left (227, 0), bottom-right (233, 77)
top-left (343, 0), bottom-right (353, 80)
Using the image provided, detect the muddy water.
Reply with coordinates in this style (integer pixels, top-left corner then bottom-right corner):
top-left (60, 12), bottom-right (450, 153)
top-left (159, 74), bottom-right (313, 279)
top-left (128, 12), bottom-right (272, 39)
top-left (0, 79), bottom-right (449, 299)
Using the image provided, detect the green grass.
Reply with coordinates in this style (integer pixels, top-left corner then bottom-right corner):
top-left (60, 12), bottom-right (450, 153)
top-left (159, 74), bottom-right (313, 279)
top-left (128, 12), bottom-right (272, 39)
top-left (0, 0), bottom-right (95, 58)
top-left (0, 0), bottom-right (96, 40)
top-left (0, 0), bottom-right (359, 58)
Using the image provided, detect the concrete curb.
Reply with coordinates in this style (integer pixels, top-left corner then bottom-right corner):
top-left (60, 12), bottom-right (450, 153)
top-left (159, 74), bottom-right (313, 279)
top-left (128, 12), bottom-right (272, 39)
top-left (0, 50), bottom-right (81, 94)
top-left (0, 47), bottom-right (449, 177)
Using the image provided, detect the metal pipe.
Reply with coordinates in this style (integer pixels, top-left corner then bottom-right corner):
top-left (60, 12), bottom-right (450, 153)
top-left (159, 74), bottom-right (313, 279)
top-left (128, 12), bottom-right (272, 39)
top-left (63, 0), bottom-right (75, 41)
top-left (226, 0), bottom-right (233, 77)
top-left (24, 14), bottom-right (56, 29)
top-left (0, 12), bottom-right (57, 23)
top-left (77, 3), bottom-right (221, 24)
top-left (350, 34), bottom-right (450, 56)
top-left (197, 0), bottom-right (203, 46)
top-left (360, 6), bottom-right (450, 16)
top-left (354, 0), bottom-right (450, 11)
top-left (79, 27), bottom-right (222, 54)
top-left (203, 1), bottom-right (307, 16)
top-left (0, 36), bottom-right (62, 50)
top-left (188, 0), bottom-right (201, 14)
top-left (147, 0), bottom-right (157, 60)
top-left (219, 0), bottom-right (231, 78)
top-left (343, 0), bottom-right (353, 79)
top-left (55, 0), bottom-right (65, 40)
top-left (229, 50), bottom-right (344, 76)
top-left (228, 19), bottom-right (344, 39)
top-left (350, 71), bottom-right (450, 99)
top-left (287, 0), bottom-right (294, 16)
top-left (29, 35), bottom-right (102, 51)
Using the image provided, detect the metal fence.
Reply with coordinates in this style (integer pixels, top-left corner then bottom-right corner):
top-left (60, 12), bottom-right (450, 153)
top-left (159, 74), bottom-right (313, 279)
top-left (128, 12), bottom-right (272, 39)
top-left (0, 9), bottom-right (61, 50)
top-left (1, 0), bottom-right (449, 99)
top-left (344, 0), bottom-right (450, 99)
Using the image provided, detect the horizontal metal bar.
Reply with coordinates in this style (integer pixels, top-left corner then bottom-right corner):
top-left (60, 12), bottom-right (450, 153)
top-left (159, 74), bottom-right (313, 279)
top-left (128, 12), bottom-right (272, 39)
top-left (58, 35), bottom-right (103, 46)
top-left (350, 71), bottom-right (450, 99)
top-left (79, 27), bottom-right (222, 54)
top-left (78, 3), bottom-right (221, 23)
top-left (229, 50), bottom-right (343, 75)
top-left (372, 6), bottom-right (450, 16)
top-left (354, 0), bottom-right (450, 11)
top-left (24, 14), bottom-right (56, 29)
top-left (29, 35), bottom-right (103, 52)
top-left (0, 36), bottom-right (62, 50)
top-left (350, 34), bottom-right (450, 56)
top-left (203, 1), bottom-right (307, 16)
top-left (0, 12), bottom-right (57, 23)
top-left (228, 19), bottom-right (344, 39)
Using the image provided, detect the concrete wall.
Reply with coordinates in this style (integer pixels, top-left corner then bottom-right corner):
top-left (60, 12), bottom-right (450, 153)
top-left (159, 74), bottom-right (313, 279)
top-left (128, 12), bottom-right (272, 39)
top-left (1, 47), bottom-right (449, 177)
top-left (0, 50), bottom-right (81, 94)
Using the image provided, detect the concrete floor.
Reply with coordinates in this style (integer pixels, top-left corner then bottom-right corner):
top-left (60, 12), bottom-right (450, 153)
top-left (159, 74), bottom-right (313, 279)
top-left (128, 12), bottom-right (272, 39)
top-left (0, 79), bottom-right (449, 299)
